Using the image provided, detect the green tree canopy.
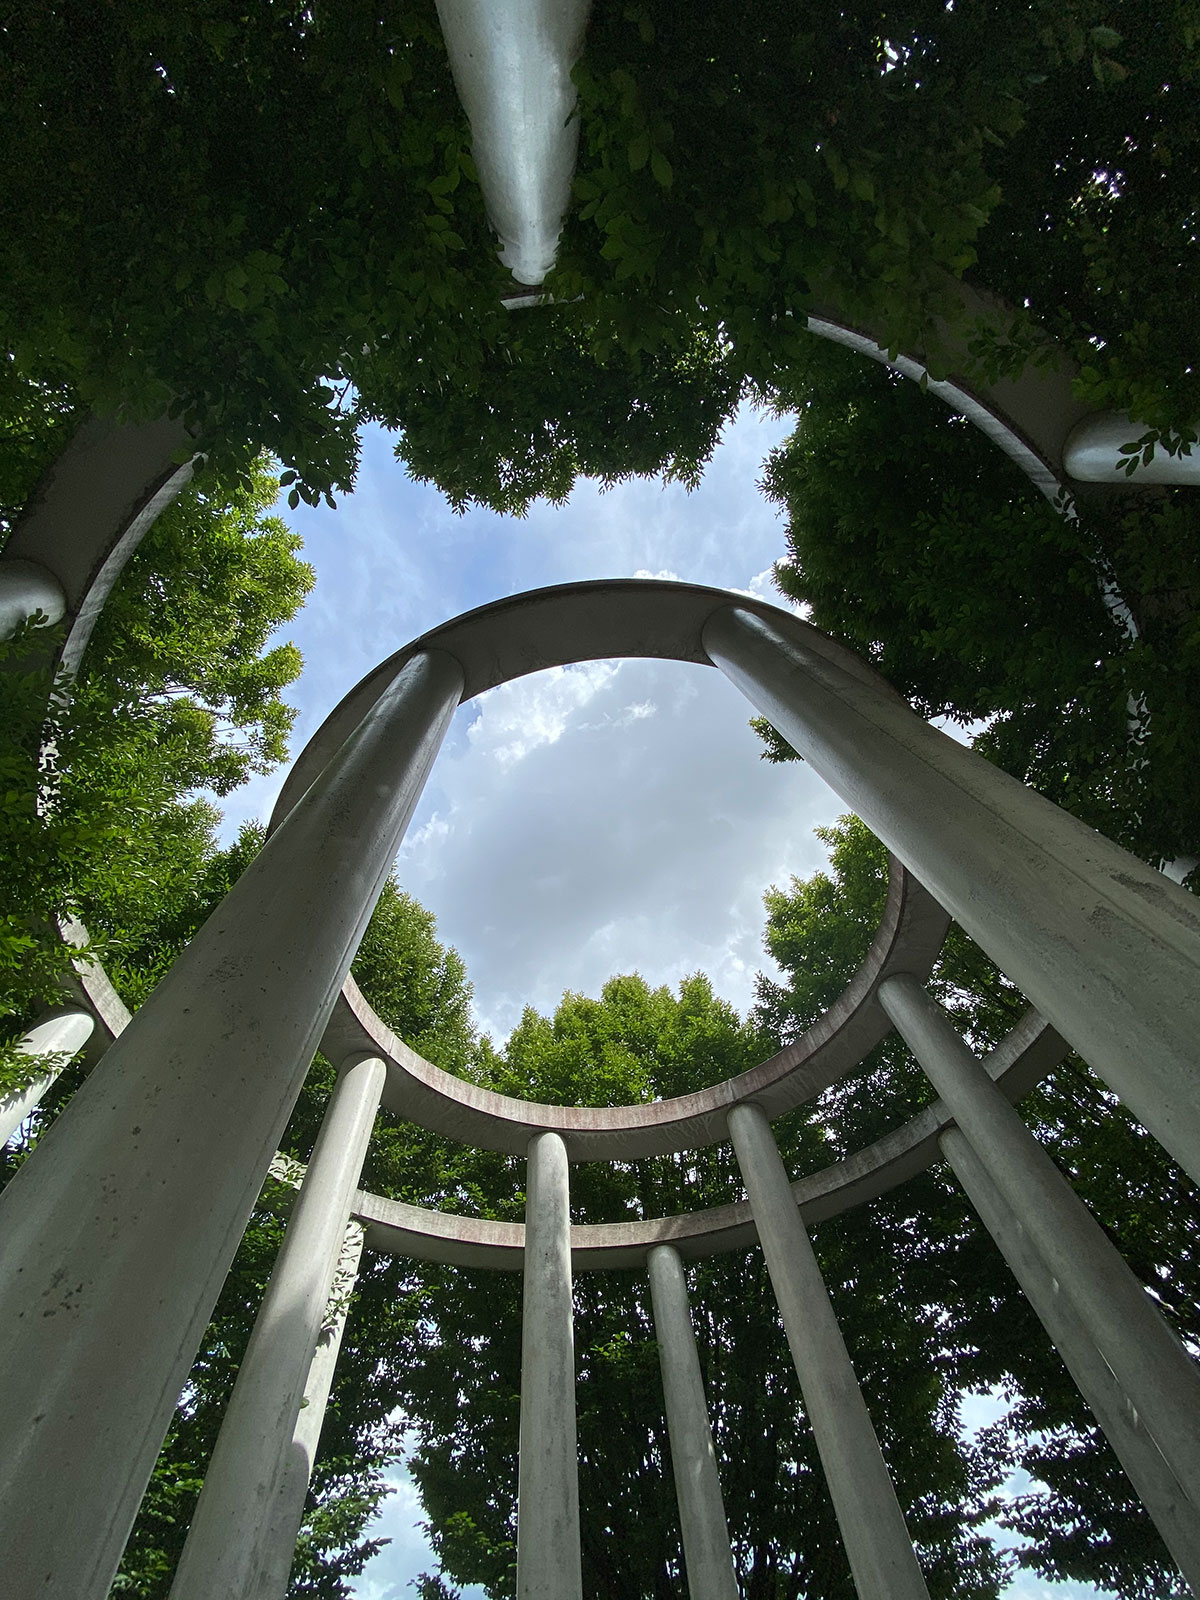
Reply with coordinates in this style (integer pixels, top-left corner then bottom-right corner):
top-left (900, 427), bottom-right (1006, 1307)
top-left (389, 974), bottom-right (1006, 1600)
top-left (6, 3), bottom-right (1197, 504)
top-left (755, 338), bottom-right (1200, 867)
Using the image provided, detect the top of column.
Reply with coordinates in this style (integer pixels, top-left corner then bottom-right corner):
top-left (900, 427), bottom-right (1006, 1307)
top-left (435, 0), bottom-right (592, 287)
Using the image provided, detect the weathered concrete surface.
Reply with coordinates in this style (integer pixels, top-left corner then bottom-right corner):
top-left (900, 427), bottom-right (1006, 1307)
top-left (942, 1127), bottom-right (1200, 1589)
top-left (0, 649), bottom-right (462, 1600)
top-left (706, 602), bottom-right (1200, 1187)
top-left (882, 975), bottom-right (1200, 1517)
top-left (169, 1056), bottom-right (386, 1600)
top-left (729, 1102), bottom-right (930, 1600)
top-left (2, 413), bottom-right (194, 674)
top-left (321, 855), bottom-right (947, 1160)
top-left (434, 0), bottom-right (590, 286)
top-left (356, 1007), bottom-right (1065, 1272)
top-left (516, 1131), bottom-right (582, 1600)
top-left (0, 1008), bottom-right (94, 1146)
top-left (0, 557), bottom-right (66, 638)
top-left (648, 1245), bottom-right (739, 1600)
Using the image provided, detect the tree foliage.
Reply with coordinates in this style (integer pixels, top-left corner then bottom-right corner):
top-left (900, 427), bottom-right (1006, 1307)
top-left (374, 820), bottom-right (1196, 1600)
top-left (5, 3), bottom-right (1197, 505)
top-left (394, 0), bottom-right (1199, 509)
top-left (1, 413), bottom-right (312, 1069)
top-left (755, 338), bottom-right (1200, 867)
top-left (388, 974), bottom-right (1005, 1600)
top-left (2, 1), bottom-right (485, 495)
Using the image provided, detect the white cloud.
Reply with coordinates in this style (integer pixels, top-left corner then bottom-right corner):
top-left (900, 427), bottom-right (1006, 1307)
top-left (397, 656), bottom-right (837, 1042)
top-left (464, 661), bottom-right (618, 770)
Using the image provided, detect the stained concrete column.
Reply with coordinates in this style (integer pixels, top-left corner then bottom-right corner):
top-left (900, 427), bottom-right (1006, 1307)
top-left (647, 1245), bottom-right (739, 1600)
top-left (727, 1103), bottom-right (930, 1600)
top-left (1064, 412), bottom-right (1200, 485)
top-left (941, 1126), bottom-right (1200, 1590)
top-left (0, 1007), bottom-right (94, 1146)
top-left (169, 1054), bottom-right (386, 1600)
top-left (879, 973), bottom-right (1200, 1514)
top-left (259, 1220), bottom-right (367, 1594)
top-left (0, 647), bottom-right (463, 1600)
top-left (703, 605), bottom-right (1200, 1188)
top-left (516, 1130), bottom-right (582, 1600)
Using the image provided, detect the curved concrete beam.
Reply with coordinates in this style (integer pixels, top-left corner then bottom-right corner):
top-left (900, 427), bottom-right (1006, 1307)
top-left (270, 578), bottom-right (898, 828)
top-left (805, 288), bottom-right (1088, 502)
top-left (354, 1007), bottom-right (1068, 1271)
top-left (320, 856), bottom-right (946, 1161)
top-left (2, 413), bottom-right (195, 675)
top-left (434, 0), bottom-right (591, 287)
top-left (288, 580), bottom-right (944, 1160)
top-left (808, 285), bottom-right (1199, 495)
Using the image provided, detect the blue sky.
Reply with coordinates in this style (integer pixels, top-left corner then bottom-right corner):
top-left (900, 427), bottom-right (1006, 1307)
top-left (227, 407), bottom-right (1110, 1599)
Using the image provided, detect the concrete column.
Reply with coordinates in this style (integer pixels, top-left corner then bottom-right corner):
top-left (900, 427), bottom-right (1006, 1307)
top-left (647, 1246), bottom-right (739, 1600)
top-left (169, 1055), bottom-right (386, 1600)
top-left (259, 1220), bottom-right (366, 1594)
top-left (0, 647), bottom-right (463, 1600)
top-left (703, 605), bottom-right (1200, 1188)
top-left (516, 1131), bottom-right (582, 1600)
top-left (434, 0), bottom-right (591, 286)
top-left (727, 1103), bottom-right (930, 1600)
top-left (0, 1007), bottom-right (94, 1146)
top-left (880, 974), bottom-right (1200, 1514)
top-left (0, 557), bottom-right (67, 639)
top-left (941, 1127), bottom-right (1200, 1590)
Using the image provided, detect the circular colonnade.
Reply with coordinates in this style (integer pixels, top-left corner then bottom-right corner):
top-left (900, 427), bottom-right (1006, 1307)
top-left (3, 581), bottom-right (1200, 1599)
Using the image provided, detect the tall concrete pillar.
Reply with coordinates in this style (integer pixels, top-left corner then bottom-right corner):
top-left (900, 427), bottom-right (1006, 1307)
top-left (169, 1054), bottom-right (387, 1600)
top-left (727, 1103), bottom-right (930, 1600)
top-left (434, 0), bottom-right (591, 287)
top-left (260, 1220), bottom-right (366, 1594)
top-left (879, 974), bottom-right (1200, 1514)
top-left (0, 1006), bottom-right (94, 1146)
top-left (516, 1131), bottom-right (582, 1600)
top-left (0, 647), bottom-right (463, 1600)
top-left (703, 605), bottom-right (1200, 1188)
top-left (941, 1127), bottom-right (1200, 1590)
top-left (647, 1245), bottom-right (739, 1600)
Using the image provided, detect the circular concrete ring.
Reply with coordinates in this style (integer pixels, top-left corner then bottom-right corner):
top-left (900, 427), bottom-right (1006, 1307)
top-left (352, 1007), bottom-right (1068, 1271)
top-left (299, 580), bottom-right (951, 1160)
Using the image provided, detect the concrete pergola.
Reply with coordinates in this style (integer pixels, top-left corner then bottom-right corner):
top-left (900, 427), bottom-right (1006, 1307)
top-left (2, 579), bottom-right (1199, 1599)
top-left (3, 8), bottom-right (1200, 1599)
